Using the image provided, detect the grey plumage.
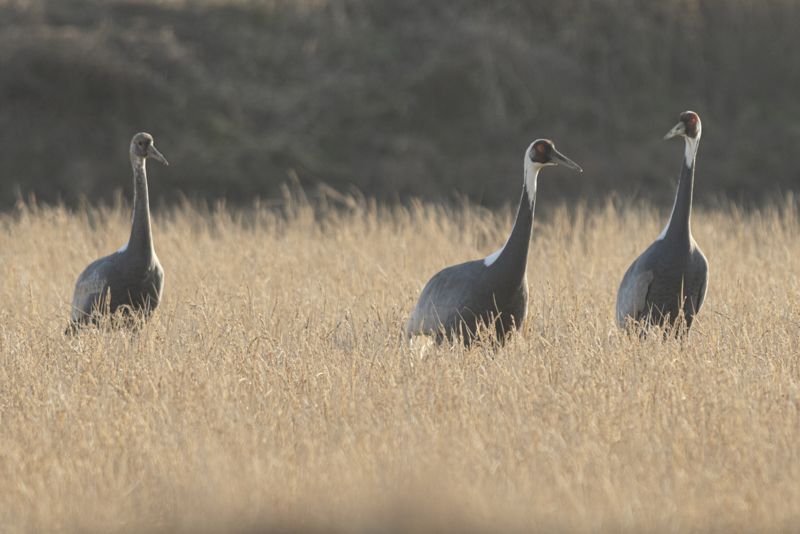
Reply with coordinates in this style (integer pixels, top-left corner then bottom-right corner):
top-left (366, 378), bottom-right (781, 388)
top-left (406, 257), bottom-right (529, 343)
top-left (616, 111), bottom-right (709, 332)
top-left (406, 139), bottom-right (582, 344)
top-left (67, 132), bottom-right (168, 332)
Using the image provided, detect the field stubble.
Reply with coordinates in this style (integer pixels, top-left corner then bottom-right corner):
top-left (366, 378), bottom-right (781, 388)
top-left (1, 194), bottom-right (799, 532)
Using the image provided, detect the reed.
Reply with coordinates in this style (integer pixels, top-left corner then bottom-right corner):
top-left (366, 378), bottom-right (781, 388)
top-left (0, 196), bottom-right (799, 532)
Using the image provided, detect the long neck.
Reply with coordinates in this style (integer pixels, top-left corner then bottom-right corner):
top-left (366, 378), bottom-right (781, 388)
top-left (661, 136), bottom-right (699, 243)
top-left (486, 162), bottom-right (539, 276)
top-left (126, 156), bottom-right (154, 258)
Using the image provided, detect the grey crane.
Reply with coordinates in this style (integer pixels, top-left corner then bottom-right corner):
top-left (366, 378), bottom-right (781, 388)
top-left (616, 111), bottom-right (708, 333)
top-left (405, 139), bottom-right (582, 344)
top-left (66, 132), bottom-right (168, 332)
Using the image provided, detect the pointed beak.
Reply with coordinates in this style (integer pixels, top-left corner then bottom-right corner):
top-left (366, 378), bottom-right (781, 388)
top-left (663, 121), bottom-right (686, 140)
top-left (148, 145), bottom-right (169, 166)
top-left (551, 148), bottom-right (583, 173)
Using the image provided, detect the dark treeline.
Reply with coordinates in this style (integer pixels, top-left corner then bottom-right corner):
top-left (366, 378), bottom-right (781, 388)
top-left (1, 0), bottom-right (799, 211)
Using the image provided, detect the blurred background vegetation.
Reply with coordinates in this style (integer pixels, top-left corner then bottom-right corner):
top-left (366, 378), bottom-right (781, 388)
top-left (1, 0), bottom-right (798, 211)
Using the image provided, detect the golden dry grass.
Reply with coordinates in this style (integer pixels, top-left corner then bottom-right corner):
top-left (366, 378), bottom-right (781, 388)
top-left (1, 194), bottom-right (800, 532)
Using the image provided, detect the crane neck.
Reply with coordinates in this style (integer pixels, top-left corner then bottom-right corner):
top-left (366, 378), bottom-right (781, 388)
top-left (125, 155), bottom-right (155, 259)
top-left (661, 136), bottom-right (699, 244)
top-left (483, 160), bottom-right (541, 278)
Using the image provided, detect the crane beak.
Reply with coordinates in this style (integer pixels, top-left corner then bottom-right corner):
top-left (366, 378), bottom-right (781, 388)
top-left (147, 145), bottom-right (169, 166)
top-left (551, 148), bottom-right (583, 173)
top-left (663, 121), bottom-right (686, 140)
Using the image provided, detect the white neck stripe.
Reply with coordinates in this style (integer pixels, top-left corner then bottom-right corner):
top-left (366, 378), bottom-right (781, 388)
top-left (524, 156), bottom-right (543, 207)
top-left (684, 135), bottom-right (700, 167)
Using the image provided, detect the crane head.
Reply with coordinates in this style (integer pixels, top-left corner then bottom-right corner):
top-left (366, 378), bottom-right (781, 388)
top-left (664, 111), bottom-right (702, 140)
top-left (130, 132), bottom-right (169, 166)
top-left (528, 139), bottom-right (582, 172)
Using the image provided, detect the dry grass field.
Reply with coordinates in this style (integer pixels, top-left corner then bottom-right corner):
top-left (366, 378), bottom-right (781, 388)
top-left (1, 193), bottom-right (800, 532)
